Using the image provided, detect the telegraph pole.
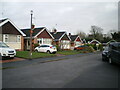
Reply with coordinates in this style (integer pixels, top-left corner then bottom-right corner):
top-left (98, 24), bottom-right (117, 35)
top-left (30, 10), bottom-right (33, 59)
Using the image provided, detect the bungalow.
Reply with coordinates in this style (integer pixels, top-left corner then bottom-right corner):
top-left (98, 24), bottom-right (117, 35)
top-left (21, 27), bottom-right (54, 50)
top-left (89, 39), bottom-right (101, 44)
top-left (69, 33), bottom-right (83, 50)
top-left (50, 29), bottom-right (71, 50)
top-left (0, 18), bottom-right (26, 50)
top-left (82, 39), bottom-right (87, 44)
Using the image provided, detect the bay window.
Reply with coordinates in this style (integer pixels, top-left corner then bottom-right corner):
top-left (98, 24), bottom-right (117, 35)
top-left (60, 40), bottom-right (70, 49)
top-left (37, 38), bottom-right (52, 45)
top-left (3, 34), bottom-right (21, 43)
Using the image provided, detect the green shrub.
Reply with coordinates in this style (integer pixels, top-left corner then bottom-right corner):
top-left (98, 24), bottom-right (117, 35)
top-left (98, 44), bottom-right (103, 51)
top-left (55, 45), bottom-right (61, 51)
top-left (34, 43), bottom-right (39, 48)
top-left (84, 46), bottom-right (95, 52)
top-left (93, 44), bottom-right (98, 50)
top-left (85, 44), bottom-right (91, 46)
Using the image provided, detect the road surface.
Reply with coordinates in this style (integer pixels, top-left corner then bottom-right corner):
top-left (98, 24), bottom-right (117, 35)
top-left (2, 52), bottom-right (120, 88)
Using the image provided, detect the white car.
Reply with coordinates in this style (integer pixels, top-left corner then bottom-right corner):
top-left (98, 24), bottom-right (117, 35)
top-left (35, 44), bottom-right (57, 54)
top-left (0, 41), bottom-right (16, 58)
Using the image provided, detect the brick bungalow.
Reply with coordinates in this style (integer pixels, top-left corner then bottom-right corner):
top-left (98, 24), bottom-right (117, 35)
top-left (50, 29), bottom-right (71, 50)
top-left (0, 18), bottom-right (26, 50)
top-left (69, 33), bottom-right (83, 50)
top-left (21, 27), bottom-right (54, 50)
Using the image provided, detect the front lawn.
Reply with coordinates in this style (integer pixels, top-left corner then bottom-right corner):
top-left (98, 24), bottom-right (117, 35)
top-left (16, 50), bottom-right (82, 59)
top-left (57, 50), bottom-right (81, 55)
top-left (16, 46), bottom-right (94, 59)
top-left (16, 51), bottom-right (56, 59)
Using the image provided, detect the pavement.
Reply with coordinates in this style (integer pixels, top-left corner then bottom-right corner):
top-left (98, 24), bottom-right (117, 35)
top-left (0, 57), bottom-right (25, 63)
top-left (2, 52), bottom-right (120, 88)
top-left (2, 52), bottom-right (95, 69)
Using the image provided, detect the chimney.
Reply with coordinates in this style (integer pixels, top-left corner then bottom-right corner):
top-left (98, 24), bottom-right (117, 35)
top-left (53, 29), bottom-right (57, 34)
top-left (69, 33), bottom-right (71, 37)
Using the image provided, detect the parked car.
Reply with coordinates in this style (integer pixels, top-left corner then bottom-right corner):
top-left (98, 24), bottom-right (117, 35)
top-left (0, 41), bottom-right (16, 59)
top-left (74, 45), bottom-right (87, 50)
top-left (35, 44), bottom-right (57, 54)
top-left (102, 46), bottom-right (109, 61)
top-left (108, 42), bottom-right (120, 64)
top-left (102, 43), bottom-right (108, 49)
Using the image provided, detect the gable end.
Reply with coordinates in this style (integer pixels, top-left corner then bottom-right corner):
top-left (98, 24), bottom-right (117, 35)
top-left (2, 21), bottom-right (22, 35)
top-left (61, 34), bottom-right (70, 40)
top-left (37, 29), bottom-right (53, 39)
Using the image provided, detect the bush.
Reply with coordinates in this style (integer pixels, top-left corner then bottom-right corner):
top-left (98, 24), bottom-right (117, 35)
top-left (55, 45), bottom-right (61, 51)
top-left (92, 44), bottom-right (97, 50)
top-left (34, 43), bottom-right (39, 48)
top-left (85, 44), bottom-right (91, 47)
top-left (84, 46), bottom-right (95, 52)
top-left (85, 44), bottom-right (102, 51)
top-left (98, 44), bottom-right (103, 51)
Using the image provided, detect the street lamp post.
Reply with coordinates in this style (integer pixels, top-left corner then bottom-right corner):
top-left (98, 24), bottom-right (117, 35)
top-left (30, 10), bottom-right (33, 59)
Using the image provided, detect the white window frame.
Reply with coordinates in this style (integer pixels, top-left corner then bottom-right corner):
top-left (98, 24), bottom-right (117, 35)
top-left (3, 34), bottom-right (9, 42)
top-left (61, 40), bottom-right (70, 49)
top-left (37, 38), bottom-right (52, 45)
top-left (37, 38), bottom-right (43, 45)
top-left (17, 35), bottom-right (21, 42)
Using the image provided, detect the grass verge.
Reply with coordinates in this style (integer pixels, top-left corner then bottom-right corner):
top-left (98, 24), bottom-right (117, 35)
top-left (16, 51), bottom-right (56, 59)
top-left (57, 50), bottom-right (81, 55)
top-left (16, 46), bottom-right (94, 59)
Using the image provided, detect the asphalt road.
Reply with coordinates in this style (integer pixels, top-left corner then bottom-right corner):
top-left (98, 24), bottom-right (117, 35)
top-left (2, 52), bottom-right (120, 88)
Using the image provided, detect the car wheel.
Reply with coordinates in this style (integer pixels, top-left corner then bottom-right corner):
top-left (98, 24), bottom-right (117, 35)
top-left (47, 50), bottom-right (51, 54)
top-left (52, 52), bottom-right (56, 54)
top-left (35, 50), bottom-right (39, 52)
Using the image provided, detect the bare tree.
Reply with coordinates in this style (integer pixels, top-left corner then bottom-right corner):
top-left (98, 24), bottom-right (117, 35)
top-left (76, 30), bottom-right (86, 39)
top-left (90, 25), bottom-right (104, 42)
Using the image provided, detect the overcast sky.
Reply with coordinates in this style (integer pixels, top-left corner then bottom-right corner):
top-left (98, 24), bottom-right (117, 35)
top-left (0, 0), bottom-right (119, 34)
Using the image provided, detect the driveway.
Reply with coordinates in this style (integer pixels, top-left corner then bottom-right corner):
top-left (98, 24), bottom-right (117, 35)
top-left (2, 52), bottom-right (120, 88)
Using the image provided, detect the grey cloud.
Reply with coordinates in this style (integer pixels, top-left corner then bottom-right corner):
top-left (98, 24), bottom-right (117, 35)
top-left (1, 2), bottom-right (118, 34)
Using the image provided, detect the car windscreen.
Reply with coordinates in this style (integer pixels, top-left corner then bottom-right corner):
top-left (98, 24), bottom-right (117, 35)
top-left (0, 42), bottom-right (9, 48)
top-left (40, 45), bottom-right (49, 47)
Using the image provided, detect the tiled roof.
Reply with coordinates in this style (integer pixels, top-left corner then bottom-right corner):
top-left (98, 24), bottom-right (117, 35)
top-left (0, 18), bottom-right (26, 36)
top-left (21, 27), bottom-right (45, 37)
top-left (50, 32), bottom-right (65, 40)
top-left (70, 35), bottom-right (78, 41)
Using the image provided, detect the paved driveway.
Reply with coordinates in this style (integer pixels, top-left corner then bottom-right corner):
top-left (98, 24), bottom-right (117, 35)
top-left (2, 52), bottom-right (120, 88)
